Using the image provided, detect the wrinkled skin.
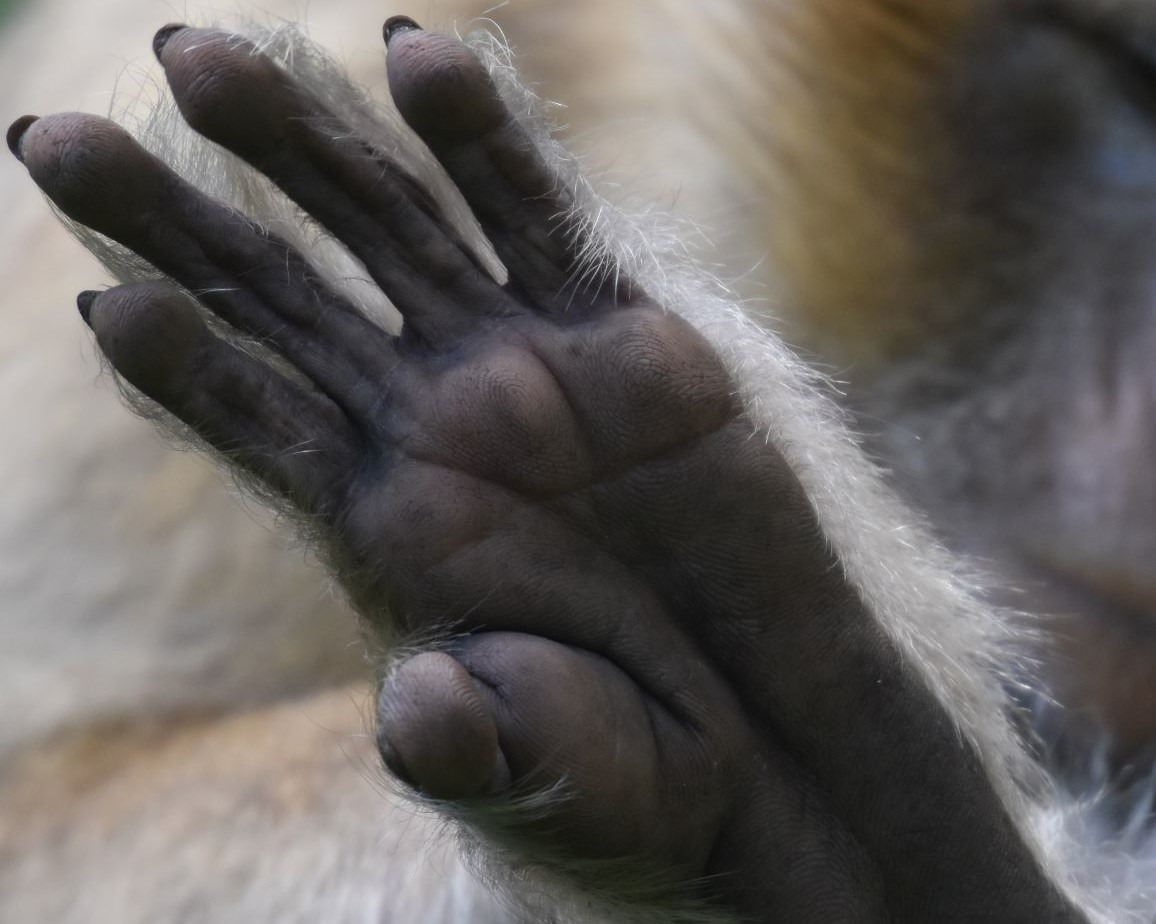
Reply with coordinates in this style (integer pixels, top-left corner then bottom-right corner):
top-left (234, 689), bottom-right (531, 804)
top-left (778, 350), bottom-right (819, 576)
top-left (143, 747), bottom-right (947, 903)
top-left (8, 20), bottom-right (1087, 923)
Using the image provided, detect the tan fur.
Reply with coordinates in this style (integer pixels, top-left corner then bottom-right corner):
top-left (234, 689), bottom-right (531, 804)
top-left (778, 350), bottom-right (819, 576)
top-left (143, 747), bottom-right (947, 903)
top-left (0, 1), bottom-right (676, 920)
top-left (4, 0), bottom-right (1156, 922)
top-left (654, 0), bottom-right (995, 364)
top-left (0, 0), bottom-right (679, 755)
top-left (0, 684), bottom-right (506, 923)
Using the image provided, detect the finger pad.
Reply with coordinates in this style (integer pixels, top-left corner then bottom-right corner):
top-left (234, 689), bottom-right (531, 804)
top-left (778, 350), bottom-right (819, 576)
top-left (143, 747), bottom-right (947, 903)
top-left (387, 33), bottom-right (506, 141)
top-left (377, 651), bottom-right (504, 800)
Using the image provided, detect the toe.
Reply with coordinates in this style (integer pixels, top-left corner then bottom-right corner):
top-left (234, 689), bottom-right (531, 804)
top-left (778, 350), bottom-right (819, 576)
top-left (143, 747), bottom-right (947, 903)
top-left (449, 632), bottom-right (702, 861)
top-left (376, 650), bottom-right (508, 800)
top-left (19, 112), bottom-right (394, 426)
top-left (85, 282), bottom-right (360, 513)
top-left (386, 27), bottom-right (630, 313)
top-left (18, 112), bottom-right (168, 235)
top-left (156, 26), bottom-right (513, 348)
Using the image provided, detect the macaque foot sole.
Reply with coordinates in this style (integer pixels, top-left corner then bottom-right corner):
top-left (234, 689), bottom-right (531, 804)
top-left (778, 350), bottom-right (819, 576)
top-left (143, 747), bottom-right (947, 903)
top-left (7, 18), bottom-right (1093, 924)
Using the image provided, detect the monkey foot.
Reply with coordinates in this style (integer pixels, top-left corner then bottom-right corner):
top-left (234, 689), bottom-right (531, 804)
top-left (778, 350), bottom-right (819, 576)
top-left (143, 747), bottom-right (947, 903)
top-left (8, 22), bottom-right (1088, 923)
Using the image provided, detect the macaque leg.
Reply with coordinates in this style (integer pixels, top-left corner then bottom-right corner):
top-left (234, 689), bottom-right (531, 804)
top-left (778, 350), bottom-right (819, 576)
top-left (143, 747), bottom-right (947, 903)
top-left (8, 20), bottom-right (1089, 924)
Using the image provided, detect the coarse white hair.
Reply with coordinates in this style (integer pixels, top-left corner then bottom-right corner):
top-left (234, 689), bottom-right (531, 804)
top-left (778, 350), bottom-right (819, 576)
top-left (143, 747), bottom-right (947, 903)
top-left (47, 14), bottom-right (1156, 924)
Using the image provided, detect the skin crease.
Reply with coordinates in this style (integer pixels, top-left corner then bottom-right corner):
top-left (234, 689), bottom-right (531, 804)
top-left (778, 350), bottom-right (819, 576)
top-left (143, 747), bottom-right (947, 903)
top-left (6, 0), bottom-right (1156, 920)
top-left (3, 18), bottom-right (1102, 924)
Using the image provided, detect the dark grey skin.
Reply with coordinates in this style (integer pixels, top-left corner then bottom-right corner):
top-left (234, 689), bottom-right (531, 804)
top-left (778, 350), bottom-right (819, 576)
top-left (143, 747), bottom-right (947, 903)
top-left (7, 21), bottom-right (1087, 923)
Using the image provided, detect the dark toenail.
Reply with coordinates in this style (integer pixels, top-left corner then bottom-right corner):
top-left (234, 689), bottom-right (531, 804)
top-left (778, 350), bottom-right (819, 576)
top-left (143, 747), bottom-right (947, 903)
top-left (6, 115), bottom-right (38, 162)
top-left (76, 290), bottom-right (99, 325)
top-left (383, 15), bottom-right (422, 47)
top-left (153, 23), bottom-right (188, 61)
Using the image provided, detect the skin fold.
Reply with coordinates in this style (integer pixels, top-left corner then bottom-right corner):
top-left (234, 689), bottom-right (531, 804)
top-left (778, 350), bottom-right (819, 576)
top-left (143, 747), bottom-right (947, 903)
top-left (7, 20), bottom-right (1093, 923)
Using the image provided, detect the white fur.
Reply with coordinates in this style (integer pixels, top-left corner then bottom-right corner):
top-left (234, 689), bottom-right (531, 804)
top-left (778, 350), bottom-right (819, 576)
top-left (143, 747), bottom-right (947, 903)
top-left (42, 14), bottom-right (1155, 924)
top-left (0, 0), bottom-right (366, 761)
